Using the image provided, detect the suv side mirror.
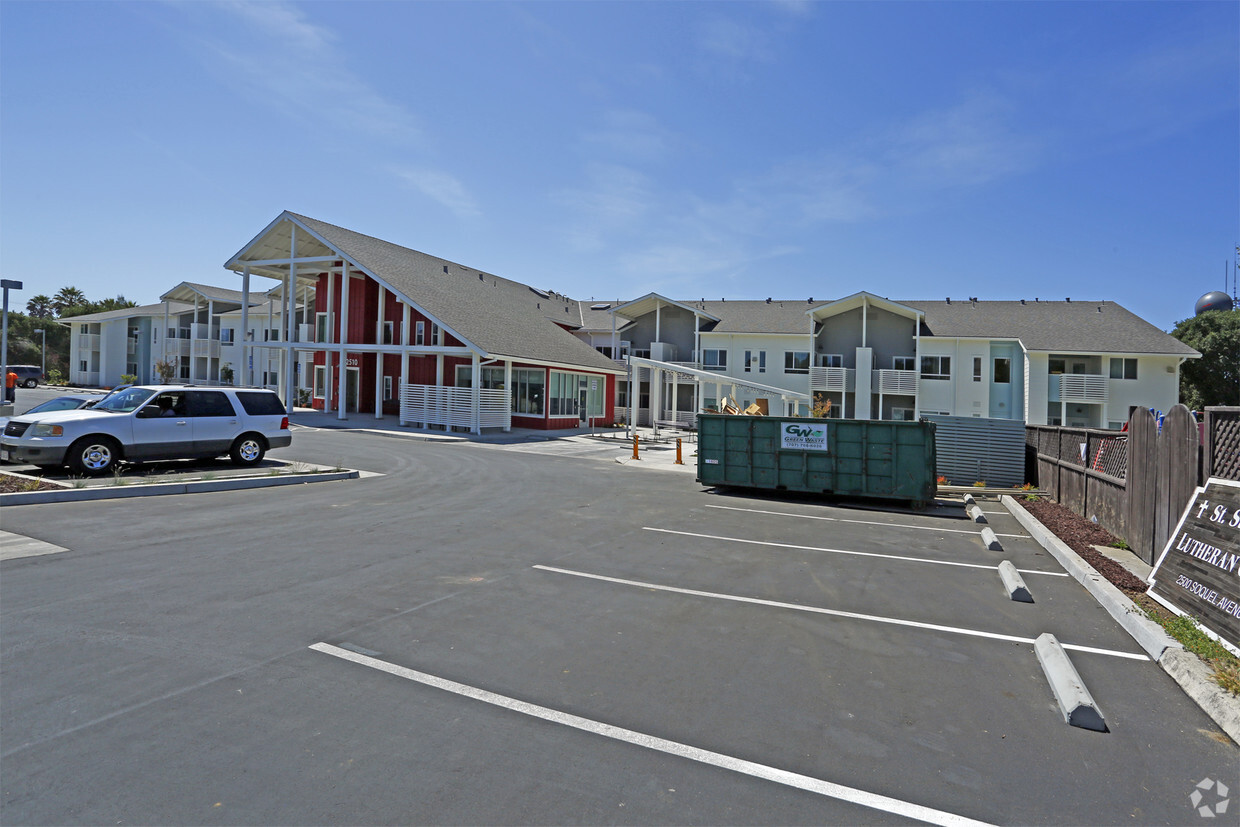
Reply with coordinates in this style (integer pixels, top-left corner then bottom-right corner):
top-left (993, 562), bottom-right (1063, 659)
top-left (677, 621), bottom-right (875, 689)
top-left (136, 406), bottom-right (160, 419)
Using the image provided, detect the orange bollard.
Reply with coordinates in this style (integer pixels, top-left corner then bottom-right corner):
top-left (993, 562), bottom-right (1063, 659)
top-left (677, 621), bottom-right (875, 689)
top-left (632, 432), bottom-right (640, 460)
top-left (675, 437), bottom-right (684, 465)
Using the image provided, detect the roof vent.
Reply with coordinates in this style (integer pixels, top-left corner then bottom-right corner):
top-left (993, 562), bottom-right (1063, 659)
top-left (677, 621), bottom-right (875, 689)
top-left (591, 303), bottom-right (611, 310)
top-left (808, 297), bottom-right (813, 303)
top-left (766, 297), bottom-right (771, 303)
top-left (946, 298), bottom-right (951, 304)
top-left (1020, 299), bottom-right (1025, 305)
top-left (443, 265), bottom-right (448, 274)
top-left (1097, 306), bottom-right (1102, 313)
top-left (1066, 297), bottom-right (1071, 302)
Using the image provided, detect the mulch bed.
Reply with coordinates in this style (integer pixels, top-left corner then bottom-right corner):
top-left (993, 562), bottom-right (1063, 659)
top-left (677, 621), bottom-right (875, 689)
top-left (0, 473), bottom-right (62, 494)
top-left (1019, 497), bottom-right (1150, 596)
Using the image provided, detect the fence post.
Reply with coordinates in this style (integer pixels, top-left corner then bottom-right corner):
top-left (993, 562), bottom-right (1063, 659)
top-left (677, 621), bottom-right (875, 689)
top-left (1126, 407), bottom-right (1158, 564)
top-left (1155, 405), bottom-right (1200, 555)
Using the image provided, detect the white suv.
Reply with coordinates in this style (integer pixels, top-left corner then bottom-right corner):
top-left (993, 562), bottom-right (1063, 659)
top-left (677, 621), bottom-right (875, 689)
top-left (1, 385), bottom-right (292, 476)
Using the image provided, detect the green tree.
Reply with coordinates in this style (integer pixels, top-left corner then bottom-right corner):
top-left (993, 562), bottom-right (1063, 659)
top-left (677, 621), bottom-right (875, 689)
top-left (96, 295), bottom-right (138, 312)
top-left (52, 286), bottom-right (88, 316)
top-left (1172, 309), bottom-right (1240, 409)
top-left (25, 295), bottom-right (54, 318)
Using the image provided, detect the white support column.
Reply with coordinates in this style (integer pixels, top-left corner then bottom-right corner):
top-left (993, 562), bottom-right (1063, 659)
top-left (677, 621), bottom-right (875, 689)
top-left (337, 261), bottom-right (350, 420)
top-left (207, 299), bottom-right (216, 381)
top-left (913, 316), bottom-right (921, 419)
top-left (611, 312), bottom-right (617, 363)
top-left (375, 285), bottom-right (386, 419)
top-left (503, 360), bottom-right (512, 432)
top-left (162, 302), bottom-right (170, 379)
top-left (694, 314), bottom-right (700, 364)
top-left (190, 296), bottom-right (201, 382)
top-left (655, 301), bottom-right (661, 343)
top-left (284, 268), bottom-right (295, 415)
top-left (471, 351), bottom-right (481, 434)
top-left (627, 363), bottom-right (634, 438)
top-left (651, 366), bottom-right (661, 438)
top-left (436, 354), bottom-right (443, 387)
top-left (672, 369), bottom-right (679, 425)
top-left (240, 268), bottom-right (250, 387)
top-left (324, 269), bottom-right (335, 408)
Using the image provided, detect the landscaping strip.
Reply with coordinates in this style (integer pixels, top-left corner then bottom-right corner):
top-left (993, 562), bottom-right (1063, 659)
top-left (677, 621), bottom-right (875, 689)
top-left (0, 469), bottom-right (359, 506)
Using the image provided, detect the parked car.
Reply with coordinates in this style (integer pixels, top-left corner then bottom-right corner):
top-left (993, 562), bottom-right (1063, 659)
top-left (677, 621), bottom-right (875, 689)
top-left (0, 392), bottom-right (108, 431)
top-left (6, 365), bottom-right (43, 388)
top-left (0, 385), bottom-right (292, 475)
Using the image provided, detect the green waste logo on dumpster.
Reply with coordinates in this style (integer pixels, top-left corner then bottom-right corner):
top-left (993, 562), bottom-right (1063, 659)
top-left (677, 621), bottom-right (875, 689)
top-left (781, 423), bottom-right (828, 451)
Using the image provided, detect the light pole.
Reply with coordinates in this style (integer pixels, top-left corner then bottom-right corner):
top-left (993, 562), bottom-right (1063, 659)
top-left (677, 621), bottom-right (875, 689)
top-left (33, 328), bottom-right (45, 379)
top-left (1, 279), bottom-right (22, 405)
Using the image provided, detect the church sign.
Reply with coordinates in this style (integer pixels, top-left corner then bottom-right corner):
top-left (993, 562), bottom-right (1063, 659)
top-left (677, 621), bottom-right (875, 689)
top-left (1147, 478), bottom-right (1240, 655)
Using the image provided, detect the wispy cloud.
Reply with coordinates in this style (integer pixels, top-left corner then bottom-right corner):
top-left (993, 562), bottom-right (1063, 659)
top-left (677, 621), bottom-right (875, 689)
top-left (697, 17), bottom-right (774, 62)
top-left (581, 110), bottom-right (676, 163)
top-left (187, 0), bottom-right (419, 143)
top-left (886, 93), bottom-right (1039, 188)
top-left (393, 168), bottom-right (480, 219)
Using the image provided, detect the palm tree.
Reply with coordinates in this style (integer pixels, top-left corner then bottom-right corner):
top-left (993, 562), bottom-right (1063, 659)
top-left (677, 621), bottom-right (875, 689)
top-left (25, 294), bottom-right (54, 318)
top-left (52, 286), bottom-right (88, 316)
top-left (96, 295), bottom-right (138, 312)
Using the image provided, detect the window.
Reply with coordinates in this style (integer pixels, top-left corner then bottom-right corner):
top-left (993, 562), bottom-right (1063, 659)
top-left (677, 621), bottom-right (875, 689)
top-left (549, 372), bottom-right (581, 417)
top-left (921, 356), bottom-right (951, 380)
top-left (616, 383), bottom-right (628, 409)
top-left (179, 364), bottom-right (190, 380)
top-left (973, 357), bottom-right (982, 382)
top-left (455, 365), bottom-right (505, 389)
top-left (892, 407), bottom-right (915, 421)
top-left (784, 351), bottom-right (810, 374)
top-left (316, 312), bottom-right (331, 343)
top-left (236, 391), bottom-right (286, 416)
top-left (220, 328), bottom-right (234, 344)
top-left (431, 324), bottom-right (441, 346)
top-left (511, 368), bottom-right (545, 415)
top-left (994, 358), bottom-right (1011, 383)
top-left (821, 354), bottom-right (843, 368)
top-left (314, 366), bottom-right (327, 399)
top-left (1109, 358), bottom-right (1137, 380)
top-left (415, 321), bottom-right (425, 346)
top-left (80, 360), bottom-right (87, 372)
top-left (383, 376), bottom-right (393, 401)
top-left (1049, 358), bottom-right (1065, 375)
top-left (744, 350), bottom-right (765, 373)
top-left (264, 370), bottom-right (278, 388)
top-left (595, 345), bottom-right (613, 358)
top-left (189, 391), bottom-right (236, 417)
top-left (381, 321), bottom-right (394, 345)
top-left (702, 349), bottom-right (727, 371)
top-left (893, 356), bottom-right (915, 371)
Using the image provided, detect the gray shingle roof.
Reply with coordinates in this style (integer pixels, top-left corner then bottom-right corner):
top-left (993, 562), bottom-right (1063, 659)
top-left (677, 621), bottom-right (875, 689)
top-left (905, 300), bottom-right (1198, 355)
top-left (162, 282), bottom-right (254, 305)
top-left (289, 214), bottom-right (620, 372)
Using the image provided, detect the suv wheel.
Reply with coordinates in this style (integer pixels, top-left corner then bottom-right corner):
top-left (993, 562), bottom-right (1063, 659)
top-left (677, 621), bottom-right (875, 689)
top-left (23, 379), bottom-right (37, 388)
top-left (230, 434), bottom-right (266, 467)
top-left (67, 437), bottom-right (119, 477)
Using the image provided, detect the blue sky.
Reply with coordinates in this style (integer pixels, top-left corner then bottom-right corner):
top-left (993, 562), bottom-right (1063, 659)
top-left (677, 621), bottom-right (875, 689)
top-left (1, 1), bottom-right (1236, 332)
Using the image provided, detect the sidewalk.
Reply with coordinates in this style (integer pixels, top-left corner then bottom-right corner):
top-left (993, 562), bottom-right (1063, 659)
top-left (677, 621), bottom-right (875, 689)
top-left (289, 408), bottom-right (698, 472)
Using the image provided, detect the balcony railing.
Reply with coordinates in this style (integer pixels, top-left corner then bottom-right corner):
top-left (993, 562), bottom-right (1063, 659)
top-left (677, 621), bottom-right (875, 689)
top-left (193, 339), bottom-right (221, 358)
top-left (77, 333), bottom-right (100, 351)
top-left (810, 366), bottom-right (855, 392)
top-left (876, 369), bottom-right (918, 395)
top-left (1050, 374), bottom-right (1109, 403)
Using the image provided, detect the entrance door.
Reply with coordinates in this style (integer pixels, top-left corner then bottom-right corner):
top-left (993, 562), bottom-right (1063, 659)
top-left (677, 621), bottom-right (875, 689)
top-left (345, 368), bottom-right (360, 413)
top-left (579, 384), bottom-right (588, 425)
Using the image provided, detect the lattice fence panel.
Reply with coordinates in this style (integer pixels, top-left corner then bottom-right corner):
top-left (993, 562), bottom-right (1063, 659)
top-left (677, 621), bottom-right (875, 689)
top-left (1208, 408), bottom-right (1240, 481)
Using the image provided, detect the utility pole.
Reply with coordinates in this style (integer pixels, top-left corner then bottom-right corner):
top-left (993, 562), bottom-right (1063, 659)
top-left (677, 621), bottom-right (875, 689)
top-left (1, 279), bottom-right (23, 408)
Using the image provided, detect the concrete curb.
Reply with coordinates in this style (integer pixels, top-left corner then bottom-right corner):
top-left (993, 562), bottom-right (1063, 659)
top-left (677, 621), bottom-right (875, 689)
top-left (968, 504), bottom-right (987, 523)
top-left (1035, 632), bottom-right (1107, 731)
top-left (1159, 648), bottom-right (1240, 744)
top-left (998, 560), bottom-right (1033, 603)
top-left (1002, 495), bottom-right (1177, 660)
top-left (1002, 495), bottom-right (1240, 744)
top-left (0, 470), bottom-right (359, 506)
top-left (980, 527), bottom-right (1002, 551)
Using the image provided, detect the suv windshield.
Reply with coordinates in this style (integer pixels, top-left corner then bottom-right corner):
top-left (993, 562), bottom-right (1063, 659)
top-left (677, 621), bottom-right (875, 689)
top-left (93, 387), bottom-right (157, 413)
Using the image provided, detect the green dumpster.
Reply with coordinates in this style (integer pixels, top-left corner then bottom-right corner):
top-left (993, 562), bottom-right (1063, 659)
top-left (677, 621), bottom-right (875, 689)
top-left (696, 414), bottom-right (937, 507)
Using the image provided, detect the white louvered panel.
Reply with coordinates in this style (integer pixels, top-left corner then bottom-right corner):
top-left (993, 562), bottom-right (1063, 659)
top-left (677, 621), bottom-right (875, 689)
top-left (399, 384), bottom-right (510, 430)
top-left (877, 369), bottom-right (918, 395)
top-left (923, 415), bottom-right (1027, 487)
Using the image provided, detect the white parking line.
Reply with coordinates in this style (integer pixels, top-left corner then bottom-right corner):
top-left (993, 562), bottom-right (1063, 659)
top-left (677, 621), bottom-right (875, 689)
top-left (532, 565), bottom-right (1147, 662)
top-left (705, 504), bottom-right (1028, 538)
top-left (644, 527), bottom-right (1069, 578)
top-left (310, 642), bottom-right (994, 827)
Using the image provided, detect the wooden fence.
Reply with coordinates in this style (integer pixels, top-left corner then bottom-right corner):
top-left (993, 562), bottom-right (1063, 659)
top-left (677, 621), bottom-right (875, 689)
top-left (1026, 405), bottom-right (1239, 564)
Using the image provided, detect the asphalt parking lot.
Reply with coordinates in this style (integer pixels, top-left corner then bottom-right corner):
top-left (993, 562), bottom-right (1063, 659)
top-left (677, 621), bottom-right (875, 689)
top-left (1, 419), bottom-right (1236, 825)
